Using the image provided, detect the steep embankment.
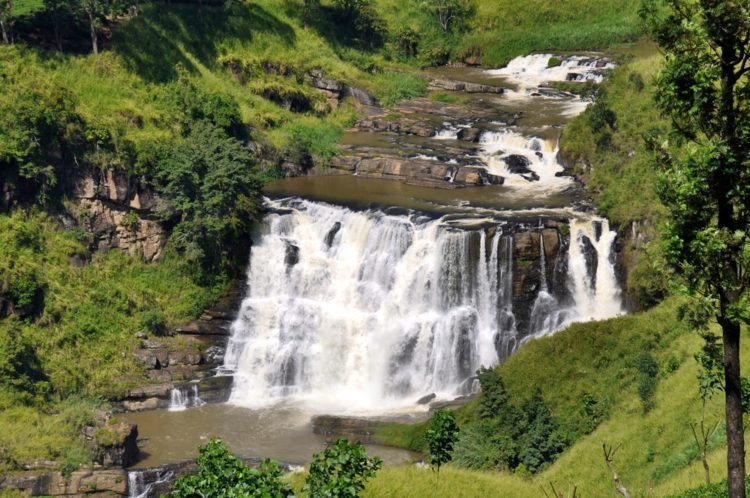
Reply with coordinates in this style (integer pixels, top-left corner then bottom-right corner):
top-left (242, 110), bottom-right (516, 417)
top-left (352, 299), bottom-right (748, 497)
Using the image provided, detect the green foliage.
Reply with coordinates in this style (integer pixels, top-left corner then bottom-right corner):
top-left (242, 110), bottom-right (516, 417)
top-left (151, 121), bottom-right (262, 279)
top-left (454, 369), bottom-right (564, 473)
top-left (281, 120), bottom-right (343, 167)
top-left (0, 319), bottom-right (48, 404)
top-left (425, 409), bottom-right (459, 473)
top-left (420, 0), bottom-right (475, 34)
top-left (635, 352), bottom-right (659, 412)
top-left (665, 475), bottom-right (750, 498)
top-left (138, 308), bottom-right (166, 336)
top-left (373, 71), bottom-right (427, 107)
top-left (305, 439), bottom-right (382, 498)
top-left (0, 58), bottom-right (85, 205)
top-left (168, 439), bottom-right (293, 498)
top-left (547, 56), bottom-right (562, 68)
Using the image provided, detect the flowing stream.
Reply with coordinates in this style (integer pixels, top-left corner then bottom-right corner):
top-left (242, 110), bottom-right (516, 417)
top-left (222, 53), bottom-right (623, 413)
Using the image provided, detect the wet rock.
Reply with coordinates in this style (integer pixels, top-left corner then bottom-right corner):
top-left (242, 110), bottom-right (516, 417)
top-left (503, 155), bottom-right (540, 182)
top-left (457, 127), bottom-right (482, 142)
top-left (417, 393), bottom-right (437, 405)
top-left (128, 383), bottom-right (173, 399)
top-left (541, 229), bottom-right (560, 258)
top-left (284, 242), bottom-right (300, 267)
top-left (344, 87), bottom-right (379, 107)
top-left (134, 349), bottom-right (158, 369)
top-left (429, 79), bottom-right (505, 94)
top-left (324, 222), bottom-right (342, 248)
top-left (578, 234), bottom-right (599, 289)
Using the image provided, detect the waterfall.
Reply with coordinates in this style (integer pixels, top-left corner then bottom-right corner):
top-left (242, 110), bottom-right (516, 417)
top-left (478, 131), bottom-right (572, 192)
top-left (223, 198), bottom-right (623, 412)
top-left (168, 385), bottom-right (204, 411)
top-left (128, 470), bottom-right (174, 498)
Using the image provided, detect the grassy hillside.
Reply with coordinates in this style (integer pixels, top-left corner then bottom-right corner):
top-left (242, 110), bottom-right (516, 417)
top-left (354, 300), bottom-right (744, 497)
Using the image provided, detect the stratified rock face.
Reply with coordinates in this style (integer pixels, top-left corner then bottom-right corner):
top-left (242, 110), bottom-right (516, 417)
top-left (3, 469), bottom-right (128, 497)
top-left (68, 167), bottom-right (167, 262)
top-left (326, 155), bottom-right (502, 188)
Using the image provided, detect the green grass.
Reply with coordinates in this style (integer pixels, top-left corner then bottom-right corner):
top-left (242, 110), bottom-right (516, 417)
top-left (354, 300), bottom-right (749, 497)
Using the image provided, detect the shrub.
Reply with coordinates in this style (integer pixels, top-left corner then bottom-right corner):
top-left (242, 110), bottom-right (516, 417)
top-left (374, 71), bottom-right (427, 107)
top-left (305, 439), bottom-right (382, 498)
top-left (139, 309), bottom-right (166, 336)
top-left (635, 352), bottom-right (659, 412)
top-left (425, 409), bottom-right (460, 473)
top-left (547, 56), bottom-right (562, 68)
top-left (168, 439), bottom-right (292, 498)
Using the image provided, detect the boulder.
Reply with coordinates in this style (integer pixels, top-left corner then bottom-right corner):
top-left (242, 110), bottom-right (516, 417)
top-left (457, 127), bottom-right (482, 142)
top-left (417, 393), bottom-right (436, 405)
top-left (344, 87), bottom-right (379, 107)
top-left (93, 422), bottom-right (139, 468)
top-left (503, 155), bottom-right (540, 182)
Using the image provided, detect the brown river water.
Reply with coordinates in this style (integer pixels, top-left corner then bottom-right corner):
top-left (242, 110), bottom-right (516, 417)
top-left (123, 404), bottom-right (419, 468)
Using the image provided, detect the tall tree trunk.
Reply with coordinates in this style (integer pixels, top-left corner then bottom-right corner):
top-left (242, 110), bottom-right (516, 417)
top-left (723, 320), bottom-right (746, 498)
top-left (0, 18), bottom-right (8, 44)
top-left (88, 8), bottom-right (98, 55)
top-left (0, 0), bottom-right (12, 45)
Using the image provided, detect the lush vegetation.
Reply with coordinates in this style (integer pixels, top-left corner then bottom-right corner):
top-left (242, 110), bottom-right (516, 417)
top-left (363, 299), bottom-right (750, 497)
top-left (168, 439), bottom-right (293, 498)
top-left (305, 439), bottom-right (383, 498)
top-left (0, 212), bottom-right (224, 474)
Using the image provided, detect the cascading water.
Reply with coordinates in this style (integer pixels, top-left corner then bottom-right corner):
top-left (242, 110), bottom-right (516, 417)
top-left (223, 199), bottom-right (622, 412)
top-left (127, 470), bottom-right (174, 498)
top-left (168, 385), bottom-right (204, 411)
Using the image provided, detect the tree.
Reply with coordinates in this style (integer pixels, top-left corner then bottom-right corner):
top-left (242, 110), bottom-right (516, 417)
top-left (641, 1), bottom-right (750, 496)
top-left (305, 439), bottom-right (382, 498)
top-left (78, 0), bottom-right (127, 54)
top-left (425, 409), bottom-right (460, 474)
top-left (168, 439), bottom-right (293, 497)
top-left (0, 0), bottom-right (12, 44)
top-left (421, 0), bottom-right (474, 33)
top-left (44, 0), bottom-right (75, 52)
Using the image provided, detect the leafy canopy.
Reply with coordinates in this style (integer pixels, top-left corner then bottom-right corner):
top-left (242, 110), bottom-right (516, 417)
top-left (425, 409), bottom-right (459, 473)
top-left (168, 439), bottom-right (293, 498)
top-left (305, 439), bottom-right (382, 498)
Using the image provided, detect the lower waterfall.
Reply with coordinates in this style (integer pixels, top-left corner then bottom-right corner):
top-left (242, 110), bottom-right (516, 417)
top-left (223, 198), bottom-right (622, 412)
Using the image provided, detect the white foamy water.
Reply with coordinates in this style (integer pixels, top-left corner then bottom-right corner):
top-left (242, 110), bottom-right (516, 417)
top-left (486, 54), bottom-right (615, 117)
top-left (478, 130), bottom-right (573, 193)
top-left (487, 54), bottom-right (615, 90)
top-left (168, 385), bottom-right (204, 411)
top-left (223, 199), bottom-right (622, 413)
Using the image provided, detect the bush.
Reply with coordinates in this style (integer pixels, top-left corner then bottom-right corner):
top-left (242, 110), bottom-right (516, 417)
top-left (168, 439), bottom-right (292, 498)
top-left (305, 439), bottom-right (382, 498)
top-left (425, 409), bottom-right (460, 473)
top-left (139, 309), bottom-right (167, 336)
top-left (635, 352), bottom-right (659, 413)
top-left (374, 71), bottom-right (427, 106)
top-left (152, 121), bottom-right (264, 280)
top-left (665, 475), bottom-right (750, 498)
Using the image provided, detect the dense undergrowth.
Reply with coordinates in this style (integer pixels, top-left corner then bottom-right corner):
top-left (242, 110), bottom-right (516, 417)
top-left (0, 212), bottom-right (224, 474)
